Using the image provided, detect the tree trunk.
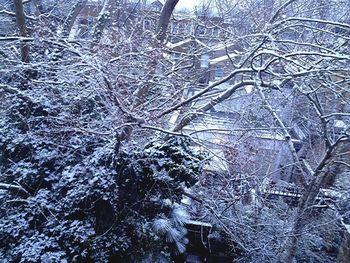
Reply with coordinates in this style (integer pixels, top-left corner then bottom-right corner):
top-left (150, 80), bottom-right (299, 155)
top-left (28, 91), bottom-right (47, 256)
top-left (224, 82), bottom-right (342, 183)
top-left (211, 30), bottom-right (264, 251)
top-left (156, 0), bottom-right (179, 42)
top-left (13, 0), bottom-right (30, 63)
top-left (282, 138), bottom-right (349, 262)
top-left (91, 0), bottom-right (116, 46)
top-left (118, 0), bottom-right (180, 141)
top-left (62, 0), bottom-right (88, 38)
top-left (337, 231), bottom-right (350, 263)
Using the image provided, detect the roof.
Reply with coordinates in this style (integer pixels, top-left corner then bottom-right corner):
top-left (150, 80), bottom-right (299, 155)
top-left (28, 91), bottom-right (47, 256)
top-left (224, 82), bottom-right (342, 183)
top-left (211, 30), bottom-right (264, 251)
top-left (343, 223), bottom-right (350, 234)
top-left (209, 42), bottom-right (241, 51)
top-left (209, 52), bottom-right (239, 64)
top-left (187, 220), bottom-right (212, 227)
top-left (166, 37), bottom-right (209, 49)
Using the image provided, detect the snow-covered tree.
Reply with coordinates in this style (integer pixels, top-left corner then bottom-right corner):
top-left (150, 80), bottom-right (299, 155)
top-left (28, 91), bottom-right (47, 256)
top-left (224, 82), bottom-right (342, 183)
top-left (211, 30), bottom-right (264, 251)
top-left (0, 0), bottom-right (349, 262)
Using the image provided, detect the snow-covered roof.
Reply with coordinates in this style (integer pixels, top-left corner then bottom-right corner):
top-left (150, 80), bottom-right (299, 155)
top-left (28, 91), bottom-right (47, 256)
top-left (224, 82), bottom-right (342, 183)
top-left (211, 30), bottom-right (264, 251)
top-left (166, 38), bottom-right (209, 49)
top-left (255, 133), bottom-right (285, 141)
top-left (209, 51), bottom-right (238, 64)
top-left (166, 38), bottom-right (191, 49)
top-left (334, 119), bottom-right (346, 128)
top-left (209, 42), bottom-right (238, 52)
top-left (187, 220), bottom-right (212, 227)
top-left (342, 222), bottom-right (350, 234)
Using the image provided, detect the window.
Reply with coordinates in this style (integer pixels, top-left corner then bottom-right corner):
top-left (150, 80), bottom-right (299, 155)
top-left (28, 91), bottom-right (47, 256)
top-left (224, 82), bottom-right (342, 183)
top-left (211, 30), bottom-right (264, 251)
top-left (215, 68), bottom-right (224, 79)
top-left (79, 18), bottom-right (88, 25)
top-left (171, 22), bottom-right (178, 34)
top-left (184, 23), bottom-right (192, 34)
top-left (156, 5), bottom-right (162, 12)
top-left (151, 2), bottom-right (162, 12)
top-left (187, 86), bottom-right (196, 97)
top-left (143, 20), bottom-right (151, 30)
top-left (196, 25), bottom-right (206, 36)
top-left (200, 54), bottom-right (209, 68)
top-left (178, 23), bottom-right (185, 34)
top-left (172, 53), bottom-right (181, 61)
top-left (199, 76), bottom-right (208, 84)
top-left (212, 27), bottom-right (220, 37)
top-left (87, 17), bottom-right (94, 26)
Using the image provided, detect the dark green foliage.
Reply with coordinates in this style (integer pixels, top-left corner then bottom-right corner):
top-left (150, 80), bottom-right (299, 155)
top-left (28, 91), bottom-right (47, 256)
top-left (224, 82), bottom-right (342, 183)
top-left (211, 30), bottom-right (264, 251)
top-left (116, 137), bottom-right (204, 210)
top-left (0, 99), bottom-right (206, 262)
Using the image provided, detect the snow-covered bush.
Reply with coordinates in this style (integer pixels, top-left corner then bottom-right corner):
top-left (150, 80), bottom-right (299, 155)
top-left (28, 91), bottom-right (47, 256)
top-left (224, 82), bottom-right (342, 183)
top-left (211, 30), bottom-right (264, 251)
top-left (0, 94), bottom-right (206, 262)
